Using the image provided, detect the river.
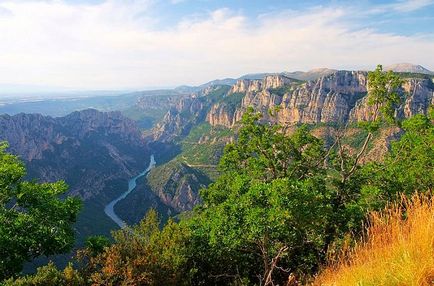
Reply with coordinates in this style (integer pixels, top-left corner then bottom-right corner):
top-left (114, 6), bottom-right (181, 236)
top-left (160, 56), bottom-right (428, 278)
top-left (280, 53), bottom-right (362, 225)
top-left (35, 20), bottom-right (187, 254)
top-left (104, 154), bottom-right (156, 228)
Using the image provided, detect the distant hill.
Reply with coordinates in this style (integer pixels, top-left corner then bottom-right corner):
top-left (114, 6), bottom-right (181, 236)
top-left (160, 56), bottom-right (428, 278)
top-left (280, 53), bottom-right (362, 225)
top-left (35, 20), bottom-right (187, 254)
top-left (384, 63), bottom-right (433, 75)
top-left (283, 68), bottom-right (337, 81)
top-left (174, 68), bottom-right (338, 93)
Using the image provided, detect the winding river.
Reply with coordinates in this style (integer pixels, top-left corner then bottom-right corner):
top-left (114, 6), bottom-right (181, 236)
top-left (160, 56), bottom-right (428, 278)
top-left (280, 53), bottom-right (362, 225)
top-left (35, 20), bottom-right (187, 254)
top-left (104, 154), bottom-right (156, 228)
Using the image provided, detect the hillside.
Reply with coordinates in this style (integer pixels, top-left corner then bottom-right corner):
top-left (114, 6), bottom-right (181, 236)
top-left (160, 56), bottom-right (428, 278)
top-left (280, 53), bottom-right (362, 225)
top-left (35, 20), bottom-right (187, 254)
top-left (0, 109), bottom-right (150, 239)
top-left (145, 70), bottom-right (433, 214)
top-left (384, 63), bottom-right (434, 74)
top-left (316, 195), bottom-right (434, 285)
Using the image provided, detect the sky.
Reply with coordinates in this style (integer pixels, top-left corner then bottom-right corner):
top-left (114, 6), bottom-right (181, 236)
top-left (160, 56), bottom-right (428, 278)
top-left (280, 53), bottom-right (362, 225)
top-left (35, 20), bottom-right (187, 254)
top-left (0, 0), bottom-right (433, 91)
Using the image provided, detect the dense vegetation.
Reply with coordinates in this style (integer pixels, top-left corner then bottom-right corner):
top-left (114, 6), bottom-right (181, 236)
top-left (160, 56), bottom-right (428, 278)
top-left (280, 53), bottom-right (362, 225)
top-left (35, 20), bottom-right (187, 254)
top-left (0, 142), bottom-right (81, 281)
top-left (2, 66), bottom-right (433, 285)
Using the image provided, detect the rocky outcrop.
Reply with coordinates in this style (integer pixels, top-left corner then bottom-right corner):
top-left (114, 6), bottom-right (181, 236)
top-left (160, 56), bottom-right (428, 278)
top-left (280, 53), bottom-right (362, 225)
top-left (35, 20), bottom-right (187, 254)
top-left (349, 77), bottom-right (434, 121)
top-left (206, 103), bottom-right (236, 127)
top-left (146, 160), bottom-right (210, 212)
top-left (204, 71), bottom-right (433, 128)
top-left (0, 109), bottom-right (148, 201)
top-left (230, 75), bottom-right (293, 94)
top-left (152, 85), bottom-right (231, 142)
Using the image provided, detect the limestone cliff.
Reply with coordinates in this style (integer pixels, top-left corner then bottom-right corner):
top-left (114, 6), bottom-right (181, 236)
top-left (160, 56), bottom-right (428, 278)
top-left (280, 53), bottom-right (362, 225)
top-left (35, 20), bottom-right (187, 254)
top-left (230, 75), bottom-right (294, 93)
top-left (349, 77), bottom-right (434, 121)
top-left (152, 85), bottom-right (231, 142)
top-left (146, 160), bottom-right (210, 212)
top-left (205, 71), bottom-right (433, 128)
top-left (0, 109), bottom-right (148, 201)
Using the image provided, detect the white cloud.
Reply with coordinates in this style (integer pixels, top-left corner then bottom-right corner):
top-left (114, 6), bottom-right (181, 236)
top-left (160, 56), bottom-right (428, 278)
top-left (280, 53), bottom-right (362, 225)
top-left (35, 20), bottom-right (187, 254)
top-left (170, 0), bottom-right (187, 4)
top-left (392, 0), bottom-right (434, 12)
top-left (0, 0), bottom-right (433, 90)
top-left (368, 0), bottom-right (434, 14)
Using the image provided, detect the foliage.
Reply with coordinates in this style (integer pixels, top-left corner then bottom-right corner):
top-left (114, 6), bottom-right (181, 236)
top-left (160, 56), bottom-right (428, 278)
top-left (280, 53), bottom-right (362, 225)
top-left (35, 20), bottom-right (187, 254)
top-left (360, 113), bottom-right (434, 201)
top-left (86, 209), bottom-right (190, 286)
top-left (3, 262), bottom-right (85, 286)
top-left (179, 122), bottom-right (233, 170)
top-left (0, 142), bottom-right (82, 281)
top-left (184, 109), bottom-right (334, 285)
top-left (84, 236), bottom-right (111, 257)
top-left (219, 107), bottom-right (325, 182)
top-left (219, 92), bottom-right (245, 114)
top-left (333, 65), bottom-right (402, 182)
top-left (4, 67), bottom-right (433, 285)
top-left (366, 64), bottom-right (403, 125)
top-left (315, 194), bottom-right (434, 286)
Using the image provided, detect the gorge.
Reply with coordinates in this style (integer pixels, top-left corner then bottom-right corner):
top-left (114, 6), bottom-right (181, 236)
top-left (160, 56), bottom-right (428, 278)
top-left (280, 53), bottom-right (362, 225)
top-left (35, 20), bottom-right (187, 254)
top-left (1, 64), bottom-right (433, 243)
top-left (104, 155), bottom-right (156, 228)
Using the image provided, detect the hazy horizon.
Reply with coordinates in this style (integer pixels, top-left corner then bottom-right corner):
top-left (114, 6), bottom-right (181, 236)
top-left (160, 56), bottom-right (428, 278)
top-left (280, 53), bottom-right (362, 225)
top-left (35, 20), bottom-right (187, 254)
top-left (0, 0), bottom-right (433, 91)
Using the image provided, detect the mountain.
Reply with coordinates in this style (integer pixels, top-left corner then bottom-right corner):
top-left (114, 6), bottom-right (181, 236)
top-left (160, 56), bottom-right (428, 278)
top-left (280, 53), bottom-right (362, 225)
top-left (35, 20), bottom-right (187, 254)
top-left (173, 68), bottom-right (336, 94)
top-left (283, 68), bottom-right (337, 81)
top-left (0, 90), bottom-right (183, 121)
top-left (147, 69), bottom-right (434, 212)
top-left (205, 71), bottom-right (433, 128)
top-left (0, 109), bottom-right (150, 239)
top-left (384, 63), bottom-right (434, 75)
top-left (159, 70), bottom-right (434, 134)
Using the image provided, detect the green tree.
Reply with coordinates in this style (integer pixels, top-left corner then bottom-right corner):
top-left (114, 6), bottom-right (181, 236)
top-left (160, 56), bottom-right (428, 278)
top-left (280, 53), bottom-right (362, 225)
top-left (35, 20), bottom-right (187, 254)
top-left (334, 64), bottom-right (403, 185)
top-left (186, 109), bottom-right (332, 285)
top-left (361, 112), bottom-right (434, 200)
top-left (3, 262), bottom-right (85, 286)
top-left (319, 65), bottom-right (404, 254)
top-left (88, 209), bottom-right (190, 286)
top-left (0, 142), bottom-right (81, 280)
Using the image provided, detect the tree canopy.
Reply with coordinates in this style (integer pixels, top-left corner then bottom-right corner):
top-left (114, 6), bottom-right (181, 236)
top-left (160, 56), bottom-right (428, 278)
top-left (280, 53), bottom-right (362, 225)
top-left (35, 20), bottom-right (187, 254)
top-left (0, 142), bottom-right (81, 280)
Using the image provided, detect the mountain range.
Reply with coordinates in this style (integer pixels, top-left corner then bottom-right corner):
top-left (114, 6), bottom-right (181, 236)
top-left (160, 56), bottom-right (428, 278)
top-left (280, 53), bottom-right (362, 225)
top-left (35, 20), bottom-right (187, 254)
top-left (0, 109), bottom-right (150, 240)
top-left (0, 63), bottom-right (433, 241)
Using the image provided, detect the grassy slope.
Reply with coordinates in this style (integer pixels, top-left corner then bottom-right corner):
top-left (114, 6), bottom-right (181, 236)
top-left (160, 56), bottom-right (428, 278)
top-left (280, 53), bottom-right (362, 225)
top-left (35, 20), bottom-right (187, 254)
top-left (143, 123), bottom-right (234, 212)
top-left (315, 195), bottom-right (434, 286)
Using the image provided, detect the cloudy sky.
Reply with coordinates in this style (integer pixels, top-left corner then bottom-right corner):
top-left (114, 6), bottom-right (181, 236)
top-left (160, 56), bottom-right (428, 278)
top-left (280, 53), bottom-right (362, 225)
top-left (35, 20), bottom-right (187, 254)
top-left (0, 0), bottom-right (433, 90)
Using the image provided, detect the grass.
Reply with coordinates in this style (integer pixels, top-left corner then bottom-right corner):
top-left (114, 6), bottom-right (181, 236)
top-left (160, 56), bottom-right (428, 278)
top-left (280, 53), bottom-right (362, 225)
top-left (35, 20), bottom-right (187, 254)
top-left (179, 122), bottom-right (233, 166)
top-left (267, 80), bottom-right (305, 96)
top-left (220, 92), bottom-right (245, 114)
top-left (122, 104), bottom-right (169, 130)
top-left (315, 194), bottom-right (434, 286)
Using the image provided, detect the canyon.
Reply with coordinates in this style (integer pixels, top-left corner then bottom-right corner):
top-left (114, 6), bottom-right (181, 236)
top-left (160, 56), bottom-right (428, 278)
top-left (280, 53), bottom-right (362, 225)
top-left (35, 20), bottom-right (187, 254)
top-left (1, 64), bottom-right (433, 239)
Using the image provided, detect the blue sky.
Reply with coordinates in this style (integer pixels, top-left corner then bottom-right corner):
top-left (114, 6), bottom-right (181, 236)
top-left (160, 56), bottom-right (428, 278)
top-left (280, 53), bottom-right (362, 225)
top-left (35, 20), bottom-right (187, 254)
top-left (0, 0), bottom-right (433, 90)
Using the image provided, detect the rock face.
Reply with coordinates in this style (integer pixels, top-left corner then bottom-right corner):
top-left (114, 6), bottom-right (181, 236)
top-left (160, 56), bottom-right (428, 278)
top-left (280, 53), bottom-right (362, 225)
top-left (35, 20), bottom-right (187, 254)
top-left (146, 68), bottom-right (434, 218)
top-left (146, 160), bottom-right (210, 212)
top-left (152, 85), bottom-right (230, 142)
top-left (230, 75), bottom-right (293, 93)
top-left (203, 71), bottom-right (433, 128)
top-left (206, 103), bottom-right (237, 127)
top-left (153, 71), bottom-right (433, 142)
top-left (349, 77), bottom-right (434, 121)
top-left (0, 109), bottom-right (148, 201)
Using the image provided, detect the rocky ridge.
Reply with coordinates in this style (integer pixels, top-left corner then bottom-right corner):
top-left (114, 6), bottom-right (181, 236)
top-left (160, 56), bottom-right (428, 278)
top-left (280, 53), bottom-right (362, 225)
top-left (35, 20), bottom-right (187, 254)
top-left (0, 109), bottom-right (148, 200)
top-left (203, 71), bottom-right (434, 128)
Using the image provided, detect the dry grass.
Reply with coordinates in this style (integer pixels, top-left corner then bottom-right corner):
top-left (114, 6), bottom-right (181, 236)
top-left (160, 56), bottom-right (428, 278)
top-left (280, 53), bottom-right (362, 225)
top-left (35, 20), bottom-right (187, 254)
top-left (315, 194), bottom-right (434, 286)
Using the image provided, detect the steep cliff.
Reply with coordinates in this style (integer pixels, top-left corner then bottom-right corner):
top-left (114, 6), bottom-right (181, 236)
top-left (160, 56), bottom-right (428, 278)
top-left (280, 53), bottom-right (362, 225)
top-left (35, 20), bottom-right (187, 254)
top-left (147, 160), bottom-right (210, 212)
top-left (0, 109), bottom-right (150, 238)
top-left (205, 71), bottom-right (433, 128)
top-left (349, 76), bottom-right (434, 121)
top-left (0, 109), bottom-right (148, 200)
top-left (152, 85), bottom-right (231, 142)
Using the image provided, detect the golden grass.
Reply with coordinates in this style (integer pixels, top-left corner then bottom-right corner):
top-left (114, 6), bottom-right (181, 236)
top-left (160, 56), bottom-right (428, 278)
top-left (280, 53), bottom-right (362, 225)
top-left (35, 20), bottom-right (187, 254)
top-left (315, 194), bottom-right (434, 286)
